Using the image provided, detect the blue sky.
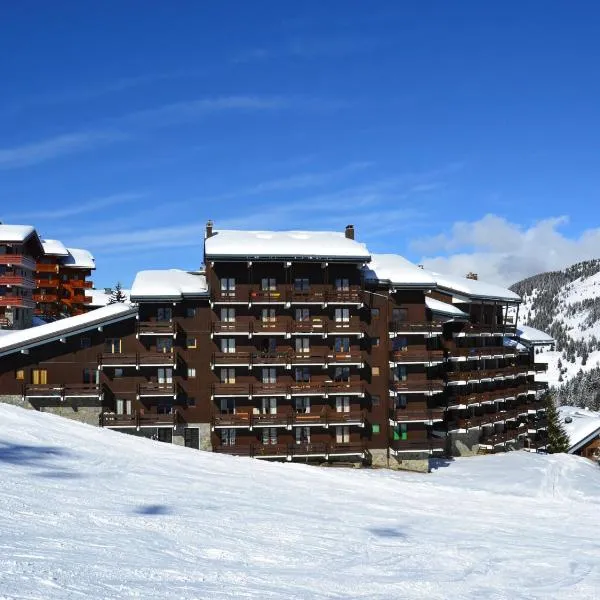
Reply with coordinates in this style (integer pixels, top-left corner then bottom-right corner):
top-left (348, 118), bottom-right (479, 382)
top-left (2, 1), bottom-right (600, 287)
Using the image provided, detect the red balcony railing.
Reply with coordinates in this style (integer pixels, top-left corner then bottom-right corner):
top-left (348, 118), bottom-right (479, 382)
top-left (35, 262), bottom-right (60, 273)
top-left (0, 296), bottom-right (36, 308)
top-left (0, 255), bottom-right (37, 270)
top-left (0, 274), bottom-right (36, 288)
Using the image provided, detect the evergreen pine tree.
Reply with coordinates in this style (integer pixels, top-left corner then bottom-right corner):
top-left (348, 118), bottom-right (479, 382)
top-left (545, 393), bottom-right (570, 453)
top-left (108, 282), bottom-right (127, 304)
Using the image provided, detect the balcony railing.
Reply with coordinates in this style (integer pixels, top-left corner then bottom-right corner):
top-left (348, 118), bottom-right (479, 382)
top-left (211, 318), bottom-right (361, 336)
top-left (32, 293), bottom-right (59, 303)
top-left (137, 382), bottom-right (177, 398)
top-left (326, 351), bottom-right (363, 364)
top-left (0, 274), bottom-right (36, 288)
top-left (213, 442), bottom-right (366, 459)
top-left (35, 277), bottom-right (60, 288)
top-left (100, 411), bottom-right (177, 428)
top-left (23, 383), bottom-right (101, 400)
top-left (451, 346), bottom-right (510, 358)
top-left (533, 363), bottom-right (548, 373)
top-left (0, 296), bottom-right (36, 308)
top-left (290, 319), bottom-right (326, 334)
top-left (137, 321), bottom-right (176, 336)
top-left (463, 322), bottom-right (517, 335)
top-left (212, 286), bottom-right (363, 305)
top-left (391, 438), bottom-right (446, 453)
top-left (0, 254), bottom-right (37, 270)
top-left (390, 380), bottom-right (445, 394)
top-left (446, 366), bottom-right (520, 382)
top-left (389, 321), bottom-right (444, 334)
top-left (390, 408), bottom-right (446, 423)
top-left (390, 350), bottom-right (445, 363)
top-left (252, 319), bottom-right (290, 334)
top-left (98, 352), bottom-right (176, 368)
top-left (212, 383), bottom-right (253, 397)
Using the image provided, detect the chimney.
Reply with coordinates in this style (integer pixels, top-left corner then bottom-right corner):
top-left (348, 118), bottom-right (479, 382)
top-left (466, 272), bottom-right (478, 280)
top-left (345, 224), bottom-right (355, 240)
top-left (205, 220), bottom-right (214, 239)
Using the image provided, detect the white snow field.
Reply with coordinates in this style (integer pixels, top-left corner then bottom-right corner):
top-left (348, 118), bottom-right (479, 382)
top-left (1, 404), bottom-right (600, 600)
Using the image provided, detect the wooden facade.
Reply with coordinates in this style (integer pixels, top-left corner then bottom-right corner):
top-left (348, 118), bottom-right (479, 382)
top-left (0, 223), bottom-right (549, 467)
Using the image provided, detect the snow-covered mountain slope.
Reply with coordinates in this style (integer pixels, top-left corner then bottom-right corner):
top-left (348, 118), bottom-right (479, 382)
top-left (511, 259), bottom-right (600, 398)
top-left (1, 404), bottom-right (600, 599)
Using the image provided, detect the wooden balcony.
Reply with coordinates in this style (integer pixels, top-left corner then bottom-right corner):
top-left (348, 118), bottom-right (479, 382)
top-left (212, 290), bottom-right (249, 303)
top-left (250, 413), bottom-right (291, 428)
top-left (35, 277), bottom-right (60, 288)
top-left (249, 289), bottom-right (286, 303)
top-left (326, 351), bottom-right (363, 365)
top-left (446, 366), bottom-right (520, 382)
top-left (252, 319), bottom-right (290, 335)
top-left (212, 383), bottom-right (252, 397)
top-left (390, 379), bottom-right (445, 394)
top-left (533, 363), bottom-right (548, 373)
top-left (326, 287), bottom-right (362, 304)
top-left (137, 382), bottom-right (177, 398)
top-left (326, 316), bottom-right (363, 335)
top-left (451, 346), bottom-right (509, 358)
top-left (325, 381), bottom-right (364, 396)
top-left (463, 322), bottom-right (517, 335)
top-left (289, 289), bottom-right (327, 304)
top-left (289, 381), bottom-right (328, 395)
top-left (212, 413), bottom-right (252, 427)
top-left (391, 408), bottom-right (446, 423)
top-left (391, 350), bottom-right (445, 363)
top-left (213, 442), bottom-right (366, 459)
top-left (23, 383), bottom-right (101, 400)
top-left (251, 382), bottom-right (290, 396)
top-left (212, 321), bottom-right (251, 335)
top-left (32, 293), bottom-right (59, 303)
top-left (389, 320), bottom-right (444, 334)
top-left (98, 352), bottom-right (176, 368)
top-left (0, 254), bottom-right (37, 270)
top-left (100, 411), bottom-right (177, 428)
top-left (212, 351), bottom-right (253, 366)
top-left (137, 321), bottom-right (176, 336)
top-left (0, 274), bottom-right (36, 288)
top-left (390, 438), bottom-right (446, 454)
top-left (251, 352), bottom-right (290, 366)
top-left (289, 352), bottom-right (328, 366)
top-left (290, 319), bottom-right (326, 334)
top-left (0, 296), bottom-right (36, 308)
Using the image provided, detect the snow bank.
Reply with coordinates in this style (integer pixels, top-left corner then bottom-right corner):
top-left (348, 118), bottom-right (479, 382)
top-left (1, 404), bottom-right (599, 599)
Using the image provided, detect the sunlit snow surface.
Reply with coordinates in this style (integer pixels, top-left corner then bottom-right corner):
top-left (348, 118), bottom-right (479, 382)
top-left (1, 404), bottom-right (600, 599)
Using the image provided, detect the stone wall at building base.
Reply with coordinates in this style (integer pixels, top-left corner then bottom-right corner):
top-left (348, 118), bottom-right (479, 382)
top-left (368, 448), bottom-right (430, 473)
top-left (0, 396), bottom-right (101, 426)
top-left (448, 429), bottom-right (482, 457)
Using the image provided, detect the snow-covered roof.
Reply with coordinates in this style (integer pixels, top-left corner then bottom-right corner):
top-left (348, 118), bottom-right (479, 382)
top-left (426, 271), bottom-right (521, 303)
top-left (0, 304), bottom-right (137, 357)
top-left (41, 239), bottom-right (69, 256)
top-left (425, 296), bottom-right (469, 319)
top-left (130, 269), bottom-right (209, 301)
top-left (205, 230), bottom-right (371, 261)
top-left (363, 254), bottom-right (436, 288)
top-left (515, 325), bottom-right (554, 345)
top-left (62, 248), bottom-right (95, 270)
top-left (559, 406), bottom-right (600, 454)
top-left (0, 224), bottom-right (37, 242)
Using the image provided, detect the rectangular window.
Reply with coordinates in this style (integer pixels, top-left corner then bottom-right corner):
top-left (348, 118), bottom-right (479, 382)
top-left (186, 307), bottom-right (196, 318)
top-left (371, 366), bottom-right (380, 376)
top-left (336, 396), bottom-right (350, 413)
top-left (261, 277), bottom-right (276, 291)
top-left (221, 338), bottom-right (236, 353)
top-left (393, 337), bottom-right (408, 352)
top-left (261, 397), bottom-right (277, 414)
top-left (221, 428), bottom-right (236, 446)
top-left (186, 337), bottom-right (197, 349)
top-left (220, 398), bottom-right (236, 413)
top-left (220, 368), bottom-right (235, 384)
top-left (157, 337), bottom-right (173, 353)
top-left (82, 368), bottom-right (96, 384)
top-left (114, 368), bottom-right (124, 378)
top-left (334, 337), bottom-right (350, 353)
top-left (187, 367), bottom-right (196, 378)
top-left (294, 396), bottom-right (310, 413)
top-left (295, 307), bottom-right (310, 322)
top-left (295, 427), bottom-right (311, 444)
top-left (32, 369), bottom-right (48, 385)
top-left (157, 307), bottom-right (172, 321)
top-left (372, 424), bottom-right (381, 434)
top-left (15, 369), bottom-right (24, 381)
top-left (80, 337), bottom-right (92, 349)
top-left (221, 278), bottom-right (235, 292)
top-left (396, 394), bottom-right (407, 409)
top-left (371, 337), bottom-right (380, 348)
top-left (157, 368), bottom-right (173, 384)
top-left (294, 367), bottom-right (310, 382)
top-left (393, 308), bottom-right (408, 322)
top-left (261, 308), bottom-right (276, 322)
top-left (294, 278), bottom-right (310, 291)
top-left (295, 337), bottom-right (310, 354)
top-left (104, 338), bottom-right (121, 354)
top-left (262, 427), bottom-right (278, 445)
top-left (262, 367), bottom-right (276, 383)
top-left (335, 278), bottom-right (349, 291)
top-left (400, 423), bottom-right (408, 440)
top-left (221, 307), bottom-right (235, 322)
top-left (336, 425), bottom-right (350, 443)
top-left (371, 395), bottom-right (380, 407)
top-left (334, 367), bottom-right (350, 382)
top-left (371, 308), bottom-right (380, 318)
top-left (334, 308), bottom-right (350, 323)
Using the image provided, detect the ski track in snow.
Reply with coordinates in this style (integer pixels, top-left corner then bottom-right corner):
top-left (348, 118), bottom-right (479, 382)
top-left (1, 404), bottom-right (600, 599)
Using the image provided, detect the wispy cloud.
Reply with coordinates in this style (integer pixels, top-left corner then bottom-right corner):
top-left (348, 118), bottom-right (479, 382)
top-left (0, 130), bottom-right (126, 170)
top-left (4, 193), bottom-right (146, 221)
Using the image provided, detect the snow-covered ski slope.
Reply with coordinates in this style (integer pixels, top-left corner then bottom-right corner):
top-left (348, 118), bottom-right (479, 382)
top-left (1, 404), bottom-right (600, 600)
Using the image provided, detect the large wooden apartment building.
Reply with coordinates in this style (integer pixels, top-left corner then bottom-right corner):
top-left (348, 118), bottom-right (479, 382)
top-left (0, 224), bottom-right (95, 327)
top-left (0, 222), bottom-right (548, 470)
